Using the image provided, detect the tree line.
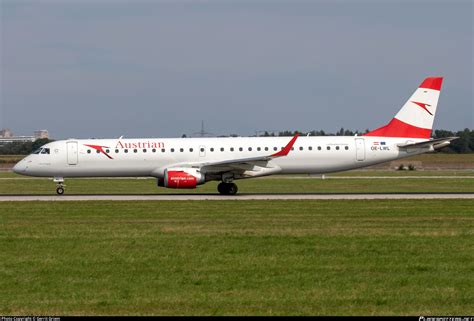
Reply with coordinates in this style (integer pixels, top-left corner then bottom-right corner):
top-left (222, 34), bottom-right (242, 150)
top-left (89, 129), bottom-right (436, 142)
top-left (0, 129), bottom-right (473, 154)
top-left (0, 138), bottom-right (52, 155)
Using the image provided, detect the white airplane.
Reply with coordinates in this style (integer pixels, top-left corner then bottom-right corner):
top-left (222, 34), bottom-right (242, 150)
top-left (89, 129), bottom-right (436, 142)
top-left (13, 77), bottom-right (457, 195)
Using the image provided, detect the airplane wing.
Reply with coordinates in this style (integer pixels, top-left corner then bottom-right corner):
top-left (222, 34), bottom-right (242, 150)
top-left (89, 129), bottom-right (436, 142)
top-left (200, 133), bottom-right (298, 168)
top-left (176, 134), bottom-right (299, 178)
top-left (397, 137), bottom-right (458, 150)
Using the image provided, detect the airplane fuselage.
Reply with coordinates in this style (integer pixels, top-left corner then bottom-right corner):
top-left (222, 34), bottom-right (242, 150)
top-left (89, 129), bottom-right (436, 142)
top-left (13, 135), bottom-right (426, 178)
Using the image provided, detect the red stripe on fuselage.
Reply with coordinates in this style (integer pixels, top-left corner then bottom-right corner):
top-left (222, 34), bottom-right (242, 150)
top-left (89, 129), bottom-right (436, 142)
top-left (363, 118), bottom-right (431, 139)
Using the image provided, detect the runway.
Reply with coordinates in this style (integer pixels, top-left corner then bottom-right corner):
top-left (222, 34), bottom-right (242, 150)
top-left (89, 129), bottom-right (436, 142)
top-left (1, 193), bottom-right (473, 201)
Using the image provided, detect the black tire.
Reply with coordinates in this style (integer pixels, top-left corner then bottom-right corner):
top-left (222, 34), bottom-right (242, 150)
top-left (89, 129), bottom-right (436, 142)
top-left (56, 187), bottom-right (65, 195)
top-left (217, 182), bottom-right (227, 195)
top-left (228, 183), bottom-right (238, 195)
top-left (217, 182), bottom-right (238, 195)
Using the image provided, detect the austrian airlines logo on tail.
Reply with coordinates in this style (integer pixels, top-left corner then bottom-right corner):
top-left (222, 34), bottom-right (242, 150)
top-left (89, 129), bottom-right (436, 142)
top-left (411, 101), bottom-right (433, 116)
top-left (84, 144), bottom-right (113, 159)
top-left (363, 76), bottom-right (443, 139)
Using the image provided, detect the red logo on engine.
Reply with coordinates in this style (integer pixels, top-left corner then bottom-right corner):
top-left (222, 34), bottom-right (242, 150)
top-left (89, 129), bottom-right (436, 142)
top-left (166, 171), bottom-right (197, 188)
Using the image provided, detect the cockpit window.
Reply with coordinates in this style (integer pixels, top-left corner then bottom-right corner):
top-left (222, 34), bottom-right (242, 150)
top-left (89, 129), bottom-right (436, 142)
top-left (32, 147), bottom-right (50, 155)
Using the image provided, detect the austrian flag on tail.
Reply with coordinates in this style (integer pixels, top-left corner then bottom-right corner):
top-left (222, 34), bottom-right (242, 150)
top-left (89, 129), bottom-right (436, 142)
top-left (364, 77), bottom-right (443, 139)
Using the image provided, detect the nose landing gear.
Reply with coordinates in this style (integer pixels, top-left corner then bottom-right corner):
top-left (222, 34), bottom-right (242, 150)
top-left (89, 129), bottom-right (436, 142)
top-left (56, 186), bottom-right (65, 195)
top-left (217, 182), bottom-right (238, 195)
top-left (54, 177), bottom-right (65, 195)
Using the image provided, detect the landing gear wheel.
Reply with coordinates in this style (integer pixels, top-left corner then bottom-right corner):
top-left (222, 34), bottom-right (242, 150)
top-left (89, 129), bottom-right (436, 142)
top-left (56, 186), bottom-right (65, 195)
top-left (217, 182), bottom-right (226, 194)
top-left (227, 183), bottom-right (238, 195)
top-left (217, 182), bottom-right (238, 195)
top-left (53, 177), bottom-right (65, 195)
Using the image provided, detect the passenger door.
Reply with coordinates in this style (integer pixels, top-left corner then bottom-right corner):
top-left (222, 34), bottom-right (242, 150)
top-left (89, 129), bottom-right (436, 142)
top-left (67, 141), bottom-right (78, 165)
top-left (355, 138), bottom-right (365, 161)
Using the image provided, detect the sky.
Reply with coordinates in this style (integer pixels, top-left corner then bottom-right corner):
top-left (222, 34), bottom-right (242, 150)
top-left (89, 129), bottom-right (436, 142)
top-left (0, 0), bottom-right (472, 139)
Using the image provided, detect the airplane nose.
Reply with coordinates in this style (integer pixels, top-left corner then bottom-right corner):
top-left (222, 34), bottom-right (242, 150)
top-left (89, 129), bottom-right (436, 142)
top-left (13, 161), bottom-right (26, 174)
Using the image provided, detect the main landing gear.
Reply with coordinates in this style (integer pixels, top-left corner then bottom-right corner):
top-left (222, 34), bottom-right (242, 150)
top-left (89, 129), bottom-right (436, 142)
top-left (217, 182), bottom-right (238, 195)
top-left (54, 177), bottom-right (65, 195)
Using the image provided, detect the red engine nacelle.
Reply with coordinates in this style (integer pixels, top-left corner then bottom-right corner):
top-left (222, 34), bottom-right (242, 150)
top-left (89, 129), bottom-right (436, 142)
top-left (159, 168), bottom-right (205, 189)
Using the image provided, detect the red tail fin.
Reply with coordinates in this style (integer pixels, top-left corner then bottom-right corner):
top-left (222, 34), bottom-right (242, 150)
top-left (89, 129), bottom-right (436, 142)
top-left (364, 77), bottom-right (443, 139)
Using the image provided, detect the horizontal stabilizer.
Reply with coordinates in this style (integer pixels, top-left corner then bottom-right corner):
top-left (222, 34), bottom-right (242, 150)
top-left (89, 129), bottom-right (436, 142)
top-left (397, 137), bottom-right (458, 150)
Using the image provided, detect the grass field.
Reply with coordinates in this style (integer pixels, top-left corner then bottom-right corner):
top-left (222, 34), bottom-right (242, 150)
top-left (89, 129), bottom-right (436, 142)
top-left (0, 155), bottom-right (24, 164)
top-left (1, 152), bottom-right (473, 195)
top-left (1, 200), bottom-right (473, 315)
top-left (0, 174), bottom-right (473, 195)
top-left (404, 153), bottom-right (474, 166)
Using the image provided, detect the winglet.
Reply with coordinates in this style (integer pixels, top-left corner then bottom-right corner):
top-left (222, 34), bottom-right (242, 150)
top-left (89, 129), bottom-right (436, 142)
top-left (271, 133), bottom-right (299, 157)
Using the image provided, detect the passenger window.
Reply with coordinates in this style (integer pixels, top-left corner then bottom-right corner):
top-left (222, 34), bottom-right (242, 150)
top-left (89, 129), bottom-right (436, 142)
top-left (115, 149), bottom-right (119, 153)
top-left (152, 149), bottom-right (156, 153)
top-left (273, 147), bottom-right (277, 151)
top-left (291, 147), bottom-right (294, 151)
top-left (125, 149), bottom-right (129, 153)
top-left (180, 148), bottom-right (184, 152)
top-left (265, 147), bottom-right (268, 151)
top-left (200, 148), bottom-right (204, 152)
top-left (299, 146), bottom-right (303, 151)
top-left (189, 148), bottom-right (193, 152)
top-left (220, 147), bottom-right (224, 152)
top-left (327, 146), bottom-right (331, 150)
top-left (248, 147), bottom-right (252, 151)
top-left (345, 146), bottom-right (349, 150)
top-left (239, 147), bottom-right (243, 151)
top-left (257, 147), bottom-right (261, 151)
top-left (336, 146), bottom-right (340, 150)
top-left (171, 148), bottom-right (175, 152)
top-left (210, 148), bottom-right (214, 152)
top-left (317, 146), bottom-right (321, 151)
top-left (105, 149), bottom-right (110, 153)
top-left (230, 147), bottom-right (234, 152)
top-left (143, 149), bottom-right (147, 153)
top-left (161, 149), bottom-right (165, 153)
top-left (309, 146), bottom-right (313, 151)
top-left (87, 150), bottom-right (91, 154)
top-left (134, 149), bottom-right (138, 153)
top-left (96, 150), bottom-right (100, 154)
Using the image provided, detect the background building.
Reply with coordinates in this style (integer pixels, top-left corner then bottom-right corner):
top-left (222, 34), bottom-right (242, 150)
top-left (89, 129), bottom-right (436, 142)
top-left (0, 128), bottom-right (49, 144)
top-left (0, 128), bottom-right (13, 138)
top-left (34, 130), bottom-right (49, 139)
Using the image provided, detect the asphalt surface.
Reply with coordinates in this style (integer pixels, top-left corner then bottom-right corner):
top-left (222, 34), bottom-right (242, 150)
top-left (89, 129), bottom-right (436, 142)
top-left (1, 193), bottom-right (473, 201)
